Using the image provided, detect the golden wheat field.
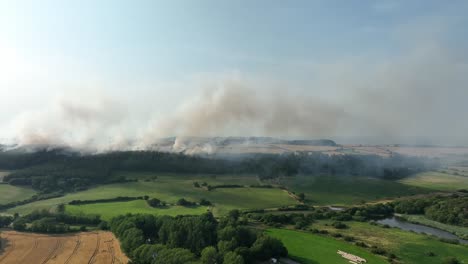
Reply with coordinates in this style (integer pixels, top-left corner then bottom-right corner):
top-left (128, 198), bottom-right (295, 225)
top-left (0, 231), bottom-right (128, 264)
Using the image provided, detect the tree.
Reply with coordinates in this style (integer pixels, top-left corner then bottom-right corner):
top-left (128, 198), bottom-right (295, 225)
top-left (153, 248), bottom-right (196, 264)
top-left (298, 193), bottom-right (305, 201)
top-left (201, 246), bottom-right (219, 264)
top-left (147, 198), bottom-right (162, 207)
top-left (250, 235), bottom-right (288, 260)
top-left (12, 218), bottom-right (27, 231)
top-left (223, 251), bottom-right (244, 264)
top-left (193, 182), bottom-right (200, 188)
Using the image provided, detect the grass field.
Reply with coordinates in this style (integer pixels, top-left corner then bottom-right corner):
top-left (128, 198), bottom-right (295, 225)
top-left (313, 220), bottom-right (468, 263)
top-left (399, 171), bottom-right (468, 191)
top-left (279, 175), bottom-right (429, 205)
top-left (0, 184), bottom-right (36, 204)
top-left (267, 228), bottom-right (387, 264)
top-left (66, 200), bottom-right (209, 220)
top-left (401, 214), bottom-right (468, 239)
top-left (6, 173), bottom-right (297, 216)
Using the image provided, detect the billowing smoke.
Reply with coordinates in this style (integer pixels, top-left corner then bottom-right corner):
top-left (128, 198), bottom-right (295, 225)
top-left (140, 80), bottom-right (345, 143)
top-left (8, 94), bottom-right (129, 151)
top-left (2, 16), bottom-right (468, 151)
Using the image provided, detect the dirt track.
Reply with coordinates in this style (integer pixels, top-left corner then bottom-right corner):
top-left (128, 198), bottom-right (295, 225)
top-left (0, 231), bottom-right (128, 264)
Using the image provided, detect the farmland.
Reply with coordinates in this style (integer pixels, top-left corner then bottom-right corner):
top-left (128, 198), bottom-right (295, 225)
top-left (278, 175), bottom-right (429, 205)
top-left (0, 231), bottom-right (128, 264)
top-left (399, 171), bottom-right (468, 191)
top-left (267, 228), bottom-right (387, 264)
top-left (66, 200), bottom-right (209, 221)
top-left (5, 173), bottom-right (297, 216)
top-left (312, 220), bottom-right (468, 264)
top-left (0, 184), bottom-right (36, 204)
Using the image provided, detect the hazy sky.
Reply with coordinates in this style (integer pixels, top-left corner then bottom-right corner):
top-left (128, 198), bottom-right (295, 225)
top-left (1, 0), bottom-right (467, 148)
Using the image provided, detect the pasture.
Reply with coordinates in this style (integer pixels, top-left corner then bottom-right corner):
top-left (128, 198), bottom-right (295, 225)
top-left (66, 200), bottom-right (209, 221)
top-left (313, 220), bottom-right (468, 264)
top-left (267, 228), bottom-right (387, 264)
top-left (279, 175), bottom-right (429, 205)
top-left (0, 184), bottom-right (37, 204)
top-left (0, 231), bottom-right (128, 264)
top-left (6, 173), bottom-right (297, 216)
top-left (399, 171), bottom-right (468, 191)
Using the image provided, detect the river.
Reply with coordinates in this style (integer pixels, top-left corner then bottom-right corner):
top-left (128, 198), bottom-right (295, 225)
top-left (376, 217), bottom-right (468, 245)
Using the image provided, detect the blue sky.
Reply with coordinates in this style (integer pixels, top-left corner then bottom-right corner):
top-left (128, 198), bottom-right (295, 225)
top-left (1, 1), bottom-right (467, 147)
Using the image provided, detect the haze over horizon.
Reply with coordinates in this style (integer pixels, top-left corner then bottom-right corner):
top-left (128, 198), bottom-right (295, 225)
top-left (1, 0), bottom-right (468, 149)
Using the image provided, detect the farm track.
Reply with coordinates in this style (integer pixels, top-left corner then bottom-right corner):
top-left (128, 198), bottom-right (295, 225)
top-left (0, 231), bottom-right (128, 264)
top-left (63, 235), bottom-right (81, 264)
top-left (88, 232), bottom-right (101, 264)
top-left (41, 238), bottom-right (62, 264)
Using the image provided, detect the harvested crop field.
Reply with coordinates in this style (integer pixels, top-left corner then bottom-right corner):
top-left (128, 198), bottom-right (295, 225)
top-left (0, 231), bottom-right (128, 264)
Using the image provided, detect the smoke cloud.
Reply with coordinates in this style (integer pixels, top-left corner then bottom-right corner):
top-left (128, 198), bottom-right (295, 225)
top-left (2, 16), bottom-right (468, 150)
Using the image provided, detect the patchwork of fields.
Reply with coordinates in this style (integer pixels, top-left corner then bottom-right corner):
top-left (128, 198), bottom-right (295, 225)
top-left (5, 173), bottom-right (297, 216)
top-left (0, 231), bottom-right (128, 264)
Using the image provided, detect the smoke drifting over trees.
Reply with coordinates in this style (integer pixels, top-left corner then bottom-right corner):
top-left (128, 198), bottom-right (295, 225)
top-left (1, 19), bottom-right (468, 150)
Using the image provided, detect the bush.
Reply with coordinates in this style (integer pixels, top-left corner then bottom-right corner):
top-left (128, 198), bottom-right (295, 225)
top-left (443, 257), bottom-right (461, 264)
top-left (331, 221), bottom-right (347, 229)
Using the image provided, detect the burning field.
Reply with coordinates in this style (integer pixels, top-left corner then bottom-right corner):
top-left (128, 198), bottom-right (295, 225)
top-left (0, 231), bottom-right (128, 264)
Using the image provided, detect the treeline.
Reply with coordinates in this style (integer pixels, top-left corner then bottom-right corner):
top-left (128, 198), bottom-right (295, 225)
top-left (247, 204), bottom-right (394, 230)
top-left (0, 149), bottom-right (436, 193)
top-left (110, 211), bottom-right (287, 264)
top-left (393, 194), bottom-right (468, 227)
top-left (0, 192), bottom-right (63, 211)
top-left (12, 209), bottom-right (102, 233)
top-left (69, 196), bottom-right (146, 205)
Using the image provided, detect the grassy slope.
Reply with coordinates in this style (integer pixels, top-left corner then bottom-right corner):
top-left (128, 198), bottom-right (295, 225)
top-left (0, 184), bottom-right (37, 204)
top-left (6, 173), bottom-right (297, 216)
top-left (401, 214), bottom-right (468, 239)
top-left (267, 228), bottom-right (387, 264)
top-left (280, 175), bottom-right (429, 205)
top-left (66, 200), bottom-right (209, 221)
top-left (399, 171), bottom-right (468, 191)
top-left (314, 220), bottom-right (468, 264)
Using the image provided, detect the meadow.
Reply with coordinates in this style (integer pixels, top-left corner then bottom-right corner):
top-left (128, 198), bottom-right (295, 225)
top-left (279, 175), bottom-right (429, 205)
top-left (313, 220), bottom-right (468, 263)
top-left (399, 171), bottom-right (468, 191)
top-left (5, 172), bottom-right (297, 216)
top-left (66, 200), bottom-right (209, 221)
top-left (0, 184), bottom-right (36, 204)
top-left (267, 228), bottom-right (387, 264)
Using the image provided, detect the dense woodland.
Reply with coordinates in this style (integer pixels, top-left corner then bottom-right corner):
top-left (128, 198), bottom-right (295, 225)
top-left (0, 148), bottom-right (436, 194)
top-left (393, 194), bottom-right (468, 227)
top-left (110, 211), bottom-right (287, 264)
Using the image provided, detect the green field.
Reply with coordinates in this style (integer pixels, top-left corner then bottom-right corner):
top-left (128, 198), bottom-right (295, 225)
top-left (279, 175), bottom-right (429, 205)
top-left (0, 184), bottom-right (36, 204)
top-left (399, 171), bottom-right (468, 191)
top-left (66, 200), bottom-right (209, 221)
top-left (6, 173), bottom-right (297, 216)
top-left (267, 228), bottom-right (387, 264)
top-left (313, 220), bottom-right (468, 264)
top-left (401, 214), bottom-right (468, 239)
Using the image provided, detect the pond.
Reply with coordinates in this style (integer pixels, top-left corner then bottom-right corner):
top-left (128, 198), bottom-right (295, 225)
top-left (377, 217), bottom-right (468, 245)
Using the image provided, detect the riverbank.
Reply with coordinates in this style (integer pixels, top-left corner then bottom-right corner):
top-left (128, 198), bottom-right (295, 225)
top-left (398, 214), bottom-right (468, 240)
